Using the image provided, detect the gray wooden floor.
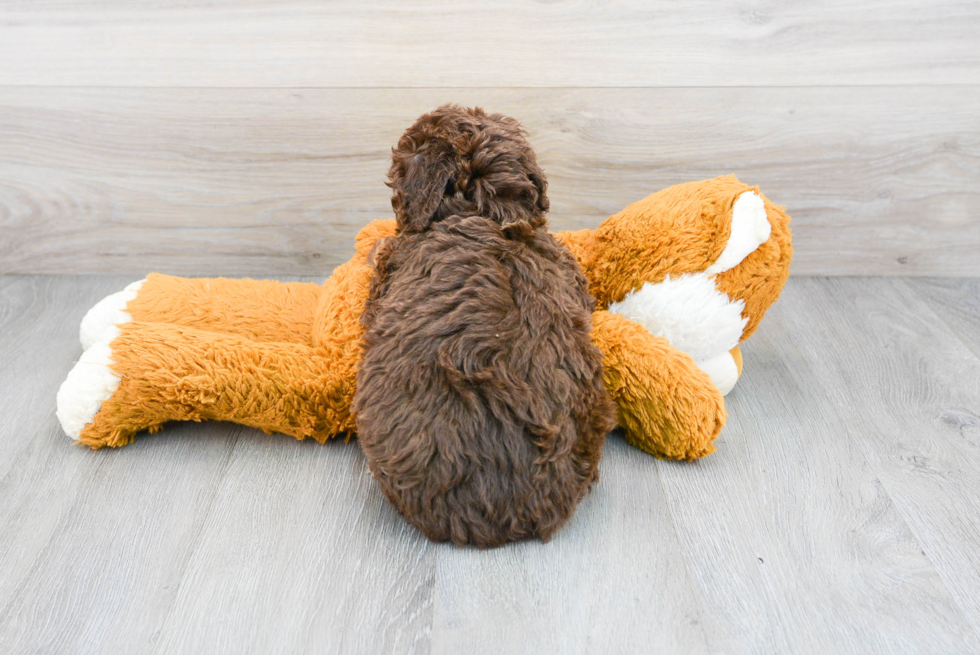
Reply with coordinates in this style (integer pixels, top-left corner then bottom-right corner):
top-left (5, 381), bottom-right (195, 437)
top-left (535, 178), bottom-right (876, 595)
top-left (2, 275), bottom-right (980, 654)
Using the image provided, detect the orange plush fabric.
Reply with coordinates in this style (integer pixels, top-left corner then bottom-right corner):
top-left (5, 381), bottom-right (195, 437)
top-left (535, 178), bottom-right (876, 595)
top-left (554, 175), bottom-right (791, 457)
top-left (79, 322), bottom-right (351, 448)
top-left (555, 175), bottom-right (792, 339)
top-left (78, 224), bottom-right (387, 448)
top-left (71, 176), bottom-right (791, 460)
top-left (589, 311), bottom-right (724, 460)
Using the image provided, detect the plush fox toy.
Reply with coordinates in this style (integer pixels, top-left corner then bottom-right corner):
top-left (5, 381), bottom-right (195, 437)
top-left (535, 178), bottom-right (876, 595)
top-left (57, 176), bottom-right (791, 460)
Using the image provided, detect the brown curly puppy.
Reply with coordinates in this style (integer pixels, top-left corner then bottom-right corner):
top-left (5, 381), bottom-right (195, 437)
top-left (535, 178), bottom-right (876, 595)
top-left (353, 105), bottom-right (615, 548)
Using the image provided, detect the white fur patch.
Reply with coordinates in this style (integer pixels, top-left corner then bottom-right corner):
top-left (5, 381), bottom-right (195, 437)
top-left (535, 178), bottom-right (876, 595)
top-left (695, 351), bottom-right (740, 396)
top-left (608, 273), bottom-right (747, 362)
top-left (56, 326), bottom-right (123, 439)
top-left (79, 279), bottom-right (144, 350)
top-left (705, 191), bottom-right (771, 276)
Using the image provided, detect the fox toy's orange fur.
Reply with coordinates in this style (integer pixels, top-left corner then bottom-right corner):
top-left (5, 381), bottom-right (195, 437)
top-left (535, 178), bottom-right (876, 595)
top-left (66, 175), bottom-right (791, 460)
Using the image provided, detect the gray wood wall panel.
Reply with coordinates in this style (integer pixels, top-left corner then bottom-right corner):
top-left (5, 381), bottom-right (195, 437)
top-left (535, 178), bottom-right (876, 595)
top-left (2, 86), bottom-right (978, 277)
top-left (1, 1), bottom-right (978, 87)
top-left (1, 1), bottom-right (977, 276)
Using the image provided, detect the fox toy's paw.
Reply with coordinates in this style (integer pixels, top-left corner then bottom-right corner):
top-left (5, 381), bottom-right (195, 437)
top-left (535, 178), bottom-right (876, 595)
top-left (591, 311), bottom-right (726, 460)
top-left (79, 279), bottom-right (145, 350)
top-left (612, 355), bottom-right (727, 461)
top-left (56, 326), bottom-right (138, 447)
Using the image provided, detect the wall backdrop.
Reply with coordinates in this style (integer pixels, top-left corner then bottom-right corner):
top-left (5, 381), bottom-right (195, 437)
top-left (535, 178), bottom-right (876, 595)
top-left (1, 1), bottom-right (977, 276)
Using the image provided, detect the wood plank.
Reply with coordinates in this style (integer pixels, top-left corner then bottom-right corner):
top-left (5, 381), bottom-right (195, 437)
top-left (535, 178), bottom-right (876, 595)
top-left (430, 437), bottom-right (710, 654)
top-left (0, 275), bottom-right (240, 653)
top-left (0, 411), bottom-right (241, 654)
top-left (1, 1), bottom-right (977, 87)
top-left (649, 284), bottom-right (980, 653)
top-left (5, 275), bottom-right (980, 652)
top-left (149, 437), bottom-right (434, 655)
top-left (768, 277), bottom-right (980, 635)
top-left (0, 275), bottom-right (136, 480)
top-left (906, 279), bottom-right (980, 358)
top-left (2, 86), bottom-right (977, 277)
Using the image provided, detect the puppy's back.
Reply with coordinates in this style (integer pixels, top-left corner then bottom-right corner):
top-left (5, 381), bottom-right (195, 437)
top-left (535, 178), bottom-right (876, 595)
top-left (354, 215), bottom-right (613, 548)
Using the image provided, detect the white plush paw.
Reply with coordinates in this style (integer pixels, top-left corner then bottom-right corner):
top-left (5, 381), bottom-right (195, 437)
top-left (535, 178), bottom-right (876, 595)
top-left (79, 279), bottom-right (144, 350)
top-left (56, 327), bottom-right (123, 439)
top-left (705, 191), bottom-right (771, 276)
top-left (695, 351), bottom-right (740, 396)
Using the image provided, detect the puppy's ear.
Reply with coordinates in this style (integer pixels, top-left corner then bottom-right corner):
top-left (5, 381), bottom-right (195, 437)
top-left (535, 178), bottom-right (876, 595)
top-left (529, 167), bottom-right (550, 215)
top-left (392, 144), bottom-right (455, 233)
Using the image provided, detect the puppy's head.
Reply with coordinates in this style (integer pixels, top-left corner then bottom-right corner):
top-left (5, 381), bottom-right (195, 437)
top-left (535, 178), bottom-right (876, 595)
top-left (387, 105), bottom-right (549, 234)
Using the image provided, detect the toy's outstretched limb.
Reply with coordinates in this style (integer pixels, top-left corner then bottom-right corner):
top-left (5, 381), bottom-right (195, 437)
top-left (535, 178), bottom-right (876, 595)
top-left (80, 274), bottom-right (325, 349)
top-left (58, 220), bottom-right (392, 448)
top-left (591, 311), bottom-right (725, 459)
top-left (59, 321), bottom-right (357, 448)
top-left (80, 219), bottom-right (394, 351)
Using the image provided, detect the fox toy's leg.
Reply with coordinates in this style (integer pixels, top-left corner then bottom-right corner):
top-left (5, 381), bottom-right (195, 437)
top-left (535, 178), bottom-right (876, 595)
top-left (80, 273), bottom-right (324, 349)
top-left (60, 220), bottom-right (399, 449)
top-left (58, 321), bottom-right (357, 448)
top-left (591, 311), bottom-right (726, 460)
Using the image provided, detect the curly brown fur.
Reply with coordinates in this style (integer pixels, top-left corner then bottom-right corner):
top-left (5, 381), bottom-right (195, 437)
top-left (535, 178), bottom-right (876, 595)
top-left (386, 104), bottom-right (550, 234)
top-left (353, 105), bottom-right (615, 548)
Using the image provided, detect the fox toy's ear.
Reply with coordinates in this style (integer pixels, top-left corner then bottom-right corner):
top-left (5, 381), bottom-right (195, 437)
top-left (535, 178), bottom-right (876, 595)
top-left (389, 144), bottom-right (455, 234)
